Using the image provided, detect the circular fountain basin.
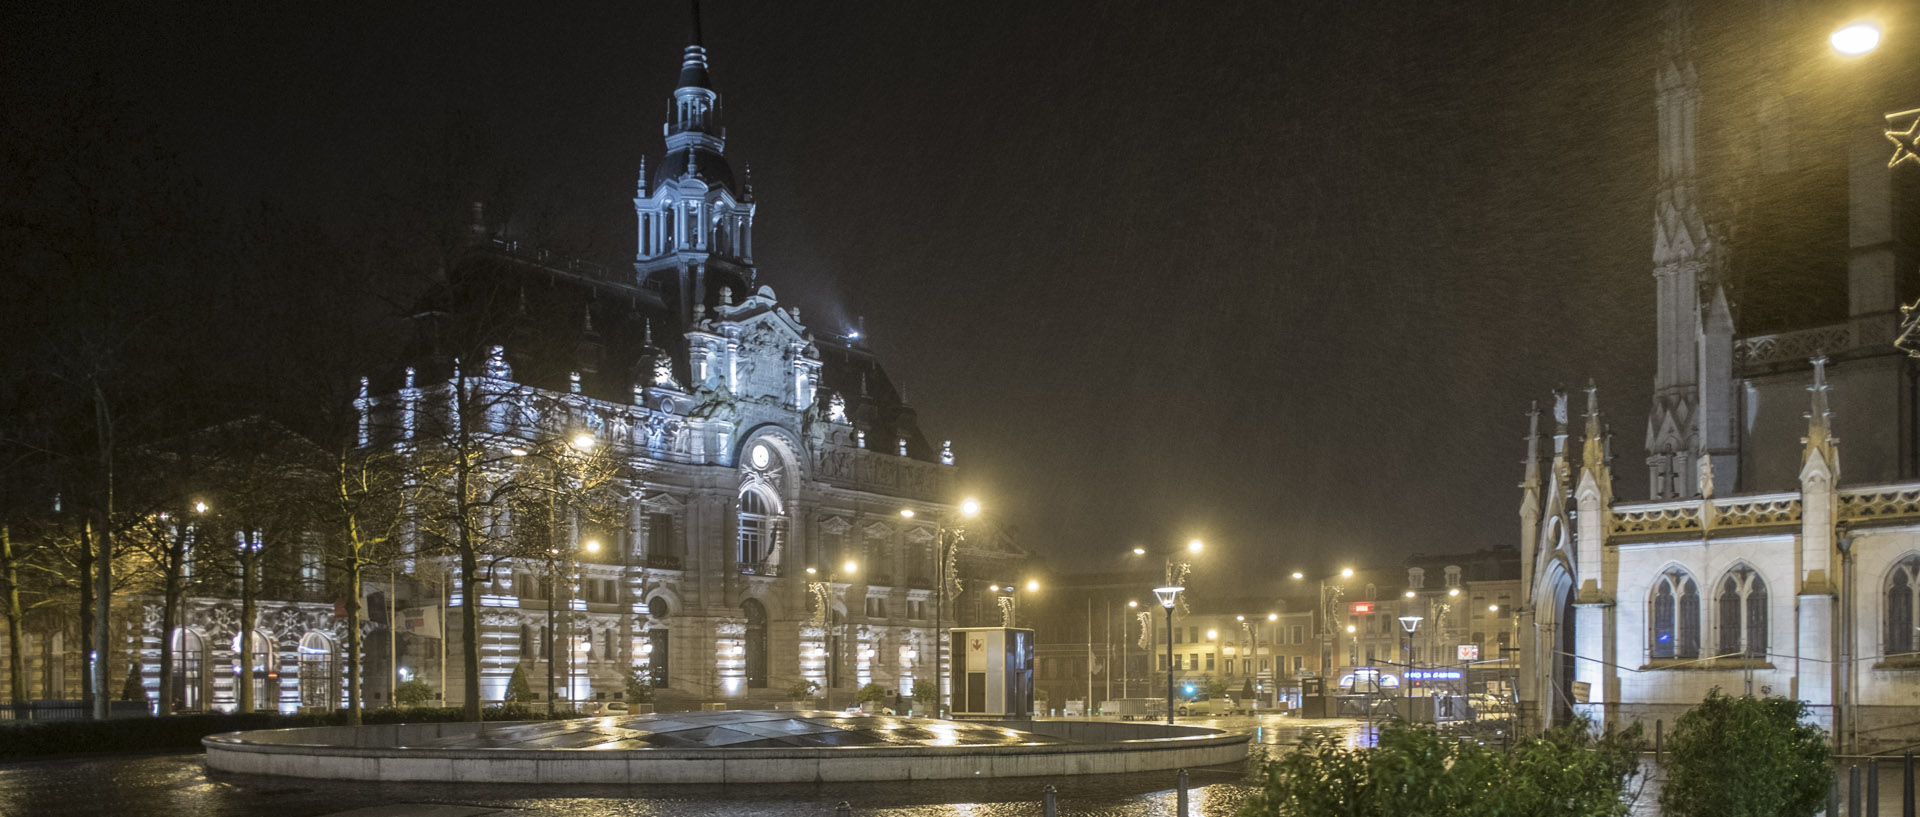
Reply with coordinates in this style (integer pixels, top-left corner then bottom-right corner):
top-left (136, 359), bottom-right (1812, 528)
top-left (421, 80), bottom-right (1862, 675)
top-left (202, 710), bottom-right (1250, 784)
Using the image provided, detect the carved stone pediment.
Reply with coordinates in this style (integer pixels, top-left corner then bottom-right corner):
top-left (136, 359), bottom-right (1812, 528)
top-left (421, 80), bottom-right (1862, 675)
top-left (904, 527), bottom-right (934, 544)
top-left (863, 521), bottom-right (894, 540)
top-left (819, 515), bottom-right (852, 535)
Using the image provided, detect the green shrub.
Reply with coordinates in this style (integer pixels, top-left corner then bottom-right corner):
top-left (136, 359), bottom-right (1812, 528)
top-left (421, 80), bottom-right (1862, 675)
top-left (787, 679), bottom-right (820, 702)
top-left (911, 679), bottom-right (936, 709)
top-left (1238, 718), bottom-right (1644, 817)
top-left (625, 668), bottom-right (655, 704)
top-left (393, 679), bottom-right (434, 707)
top-left (856, 682), bottom-right (889, 704)
top-left (1660, 689), bottom-right (1830, 817)
top-left (504, 665), bottom-right (533, 703)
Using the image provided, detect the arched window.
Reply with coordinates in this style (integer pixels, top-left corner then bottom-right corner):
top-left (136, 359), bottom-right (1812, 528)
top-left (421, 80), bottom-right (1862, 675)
top-left (1888, 557), bottom-right (1920, 657)
top-left (234, 630), bottom-right (275, 712)
top-left (743, 598), bottom-right (769, 688)
top-left (1715, 566), bottom-right (1768, 660)
top-left (170, 629), bottom-right (205, 713)
top-left (737, 488), bottom-right (784, 574)
top-left (646, 597), bottom-right (671, 688)
top-left (298, 632), bottom-right (336, 711)
top-left (1650, 569), bottom-right (1701, 660)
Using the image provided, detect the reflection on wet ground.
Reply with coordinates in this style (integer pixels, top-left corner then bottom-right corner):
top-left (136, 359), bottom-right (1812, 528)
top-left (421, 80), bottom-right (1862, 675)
top-left (0, 715), bottom-right (1354, 817)
top-left (397, 710), bottom-right (1061, 751)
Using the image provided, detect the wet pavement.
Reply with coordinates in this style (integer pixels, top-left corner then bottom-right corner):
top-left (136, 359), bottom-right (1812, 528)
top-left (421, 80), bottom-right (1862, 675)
top-left (0, 714), bottom-right (1349, 817)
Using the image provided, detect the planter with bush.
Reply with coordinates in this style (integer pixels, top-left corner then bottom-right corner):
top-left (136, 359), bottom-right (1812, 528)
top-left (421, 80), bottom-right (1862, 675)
top-left (1659, 689), bottom-right (1830, 817)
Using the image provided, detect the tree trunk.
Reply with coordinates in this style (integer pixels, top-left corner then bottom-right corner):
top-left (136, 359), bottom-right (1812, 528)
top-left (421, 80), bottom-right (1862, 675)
top-left (78, 522), bottom-right (97, 713)
top-left (2, 525), bottom-right (24, 704)
top-left (345, 559), bottom-right (362, 725)
top-left (157, 557), bottom-right (178, 714)
top-left (238, 551), bottom-right (255, 714)
top-left (91, 383), bottom-right (113, 721)
top-left (460, 546), bottom-right (480, 721)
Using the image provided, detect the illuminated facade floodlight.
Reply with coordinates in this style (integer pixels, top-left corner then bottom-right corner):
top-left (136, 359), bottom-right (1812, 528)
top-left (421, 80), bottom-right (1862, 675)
top-left (1448, 587), bottom-right (1460, 597)
top-left (899, 508), bottom-right (915, 518)
top-left (960, 498), bottom-right (981, 517)
top-left (1206, 629), bottom-right (1218, 640)
top-left (1187, 539), bottom-right (1204, 554)
top-left (1831, 22), bottom-right (1881, 55)
top-left (1025, 579), bottom-right (1038, 592)
top-left (1127, 600), bottom-right (1139, 608)
top-left (842, 560), bottom-right (858, 574)
top-left (1132, 547), bottom-right (1147, 555)
top-left (1267, 612), bottom-right (1279, 621)
top-left (584, 540), bottom-right (601, 553)
top-left (1340, 568), bottom-right (1354, 578)
top-left (1404, 590), bottom-right (1417, 598)
top-left (1291, 571), bottom-right (1304, 580)
top-left (571, 433), bottom-right (595, 450)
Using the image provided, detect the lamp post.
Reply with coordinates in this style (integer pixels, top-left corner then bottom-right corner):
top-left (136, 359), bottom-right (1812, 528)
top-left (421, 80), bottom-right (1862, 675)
top-left (1125, 599), bottom-right (1139, 699)
top-left (1398, 614), bottom-right (1423, 718)
top-left (1154, 586), bottom-right (1183, 724)
top-left (909, 499), bottom-right (979, 717)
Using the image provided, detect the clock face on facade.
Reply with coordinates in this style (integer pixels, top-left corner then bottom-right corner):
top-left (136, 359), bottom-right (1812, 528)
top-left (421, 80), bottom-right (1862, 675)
top-left (750, 443), bottom-right (771, 469)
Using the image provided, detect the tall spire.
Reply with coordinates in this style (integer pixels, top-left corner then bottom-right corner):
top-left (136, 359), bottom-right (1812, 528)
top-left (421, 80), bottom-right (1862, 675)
top-left (1646, 0), bottom-right (1721, 500)
top-left (679, 0), bottom-right (711, 90)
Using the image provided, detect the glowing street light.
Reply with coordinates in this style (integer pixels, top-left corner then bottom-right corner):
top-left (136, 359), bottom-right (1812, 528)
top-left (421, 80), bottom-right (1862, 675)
top-left (1340, 568), bottom-right (1354, 579)
top-left (1291, 571), bottom-right (1305, 580)
top-left (843, 560), bottom-right (859, 574)
top-left (584, 539), bottom-right (601, 554)
top-left (1187, 539), bottom-right (1204, 554)
top-left (960, 498), bottom-right (981, 518)
top-left (1832, 22), bottom-right (1881, 56)
top-left (898, 508), bottom-right (915, 519)
top-left (570, 433), bottom-right (595, 451)
top-left (1152, 586), bottom-right (1184, 725)
top-left (1025, 579), bottom-right (1039, 592)
top-left (193, 501), bottom-right (209, 514)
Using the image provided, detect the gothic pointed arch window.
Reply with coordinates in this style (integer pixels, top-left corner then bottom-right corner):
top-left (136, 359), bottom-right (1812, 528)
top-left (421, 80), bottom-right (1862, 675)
top-left (1650, 569), bottom-right (1701, 660)
top-left (1888, 556), bottom-right (1920, 658)
top-left (1715, 566), bottom-right (1768, 660)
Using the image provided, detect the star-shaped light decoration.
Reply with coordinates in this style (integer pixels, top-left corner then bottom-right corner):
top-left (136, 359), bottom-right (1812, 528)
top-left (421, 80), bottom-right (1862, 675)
top-left (1886, 109), bottom-right (1920, 168)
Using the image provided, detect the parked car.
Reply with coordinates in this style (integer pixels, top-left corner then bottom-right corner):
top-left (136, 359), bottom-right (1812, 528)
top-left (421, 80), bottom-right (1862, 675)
top-left (1176, 694), bottom-right (1234, 716)
top-left (581, 701), bottom-right (630, 716)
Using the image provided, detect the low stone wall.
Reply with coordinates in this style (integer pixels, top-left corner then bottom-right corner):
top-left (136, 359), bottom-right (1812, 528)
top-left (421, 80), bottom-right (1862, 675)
top-left (202, 719), bottom-right (1250, 783)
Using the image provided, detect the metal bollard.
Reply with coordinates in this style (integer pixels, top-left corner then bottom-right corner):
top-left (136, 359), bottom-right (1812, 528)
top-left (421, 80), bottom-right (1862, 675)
top-left (1177, 768), bottom-right (1190, 816)
top-left (835, 802), bottom-right (851, 817)
top-left (1855, 765), bottom-right (1865, 817)
top-left (1655, 719), bottom-right (1663, 760)
top-left (1044, 784), bottom-right (1057, 817)
top-left (1905, 752), bottom-right (1915, 817)
top-left (1873, 761), bottom-right (1882, 817)
top-left (1835, 770), bottom-right (1844, 817)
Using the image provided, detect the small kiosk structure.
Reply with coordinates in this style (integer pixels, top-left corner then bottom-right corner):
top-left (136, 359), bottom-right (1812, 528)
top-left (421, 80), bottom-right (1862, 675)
top-left (949, 627), bottom-right (1035, 719)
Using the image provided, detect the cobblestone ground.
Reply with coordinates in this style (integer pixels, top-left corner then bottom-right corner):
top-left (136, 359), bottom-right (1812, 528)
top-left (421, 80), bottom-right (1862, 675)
top-left (0, 715), bottom-right (1358, 817)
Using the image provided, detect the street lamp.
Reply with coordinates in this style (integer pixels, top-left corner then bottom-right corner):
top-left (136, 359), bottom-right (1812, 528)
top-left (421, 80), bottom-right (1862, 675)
top-left (1153, 586), bottom-right (1184, 725)
top-left (1125, 599), bottom-right (1139, 698)
top-left (1831, 22), bottom-right (1881, 56)
top-left (1398, 615), bottom-right (1424, 717)
top-left (913, 499), bottom-right (980, 717)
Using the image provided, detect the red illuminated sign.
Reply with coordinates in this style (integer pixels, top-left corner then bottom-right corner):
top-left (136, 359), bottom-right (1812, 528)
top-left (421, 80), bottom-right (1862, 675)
top-left (1350, 602), bottom-right (1375, 615)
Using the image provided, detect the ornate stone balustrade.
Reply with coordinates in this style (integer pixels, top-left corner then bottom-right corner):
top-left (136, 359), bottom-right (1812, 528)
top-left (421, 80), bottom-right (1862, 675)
top-left (1839, 485), bottom-right (1920, 524)
top-left (1734, 323), bottom-right (1854, 368)
top-left (1610, 501), bottom-right (1703, 536)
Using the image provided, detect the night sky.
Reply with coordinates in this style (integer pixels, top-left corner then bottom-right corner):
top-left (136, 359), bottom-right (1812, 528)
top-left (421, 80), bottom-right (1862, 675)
top-left (6, 1), bottom-right (1708, 592)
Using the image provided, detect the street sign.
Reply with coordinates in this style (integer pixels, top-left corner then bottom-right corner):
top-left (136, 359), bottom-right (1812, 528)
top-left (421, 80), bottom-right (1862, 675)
top-left (1571, 681), bottom-right (1591, 703)
top-left (1457, 644), bottom-right (1480, 661)
top-left (1350, 602), bottom-right (1375, 615)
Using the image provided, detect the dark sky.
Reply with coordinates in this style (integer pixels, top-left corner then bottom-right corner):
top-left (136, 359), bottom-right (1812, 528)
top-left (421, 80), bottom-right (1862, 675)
top-left (6, 1), bottom-right (1695, 591)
